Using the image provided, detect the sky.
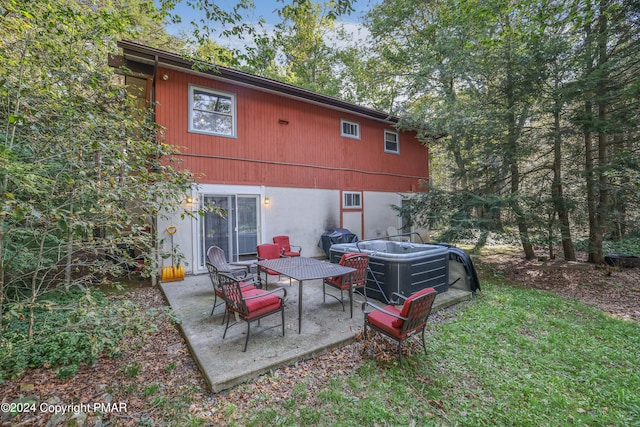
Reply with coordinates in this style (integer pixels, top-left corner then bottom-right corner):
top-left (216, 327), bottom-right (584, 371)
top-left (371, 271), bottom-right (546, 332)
top-left (160, 0), bottom-right (381, 49)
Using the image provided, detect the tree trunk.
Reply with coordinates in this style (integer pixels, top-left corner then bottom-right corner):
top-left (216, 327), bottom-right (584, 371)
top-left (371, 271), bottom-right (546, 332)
top-left (582, 2), bottom-right (600, 264)
top-left (551, 86), bottom-right (576, 261)
top-left (610, 133), bottom-right (626, 240)
top-left (590, 0), bottom-right (611, 264)
top-left (510, 161), bottom-right (535, 260)
top-left (585, 122), bottom-right (598, 263)
top-left (504, 26), bottom-right (534, 260)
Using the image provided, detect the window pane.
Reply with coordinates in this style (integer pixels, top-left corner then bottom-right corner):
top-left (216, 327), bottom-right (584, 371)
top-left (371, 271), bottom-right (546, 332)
top-left (341, 120), bottom-right (360, 138)
top-left (385, 131), bottom-right (399, 152)
top-left (344, 192), bottom-right (361, 208)
top-left (190, 86), bottom-right (235, 136)
top-left (193, 91), bottom-right (232, 114)
top-left (192, 111), bottom-right (233, 135)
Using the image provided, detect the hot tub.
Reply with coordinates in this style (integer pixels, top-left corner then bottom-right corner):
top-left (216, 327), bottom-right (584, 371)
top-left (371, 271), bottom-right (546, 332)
top-left (329, 240), bottom-right (449, 303)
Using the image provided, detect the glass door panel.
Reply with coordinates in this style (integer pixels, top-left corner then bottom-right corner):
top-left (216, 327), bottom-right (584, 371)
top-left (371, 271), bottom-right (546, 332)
top-left (202, 195), bottom-right (236, 265)
top-left (201, 194), bottom-right (259, 266)
top-left (237, 196), bottom-right (258, 256)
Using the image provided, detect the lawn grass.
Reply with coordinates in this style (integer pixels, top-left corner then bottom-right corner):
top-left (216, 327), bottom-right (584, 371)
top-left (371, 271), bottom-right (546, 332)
top-left (227, 278), bottom-right (640, 426)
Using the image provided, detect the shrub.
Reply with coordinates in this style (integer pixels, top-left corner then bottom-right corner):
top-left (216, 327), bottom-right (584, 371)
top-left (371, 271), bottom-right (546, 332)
top-left (0, 287), bottom-right (165, 381)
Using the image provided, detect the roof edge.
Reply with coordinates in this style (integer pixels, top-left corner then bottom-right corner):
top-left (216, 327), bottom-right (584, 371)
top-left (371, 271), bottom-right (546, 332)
top-left (116, 40), bottom-right (399, 124)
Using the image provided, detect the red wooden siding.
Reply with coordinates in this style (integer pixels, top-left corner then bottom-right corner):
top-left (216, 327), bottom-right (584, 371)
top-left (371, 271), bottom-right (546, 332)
top-left (155, 67), bottom-right (429, 192)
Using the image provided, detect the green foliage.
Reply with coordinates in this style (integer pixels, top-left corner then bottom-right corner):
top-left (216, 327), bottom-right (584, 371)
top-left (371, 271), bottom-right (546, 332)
top-left (575, 236), bottom-right (640, 256)
top-left (0, 0), bottom-right (195, 338)
top-left (365, 0), bottom-right (640, 260)
top-left (144, 383), bottom-right (161, 397)
top-left (395, 184), bottom-right (516, 246)
top-left (123, 362), bottom-right (143, 379)
top-left (0, 288), bottom-right (167, 381)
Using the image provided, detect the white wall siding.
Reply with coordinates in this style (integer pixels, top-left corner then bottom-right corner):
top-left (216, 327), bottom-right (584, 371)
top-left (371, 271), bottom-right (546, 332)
top-left (158, 204), bottom-right (197, 274)
top-left (264, 187), bottom-right (339, 258)
top-left (363, 192), bottom-right (405, 239)
top-left (157, 185), bottom-right (413, 275)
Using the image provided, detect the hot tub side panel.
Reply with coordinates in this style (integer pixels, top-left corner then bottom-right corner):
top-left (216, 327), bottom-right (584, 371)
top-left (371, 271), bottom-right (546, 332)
top-left (329, 243), bottom-right (449, 303)
top-left (364, 256), bottom-right (390, 302)
top-left (330, 245), bottom-right (391, 301)
top-left (404, 255), bottom-right (449, 296)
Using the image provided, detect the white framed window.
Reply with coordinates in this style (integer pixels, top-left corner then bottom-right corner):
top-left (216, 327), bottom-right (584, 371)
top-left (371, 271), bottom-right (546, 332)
top-left (343, 191), bottom-right (362, 209)
top-left (341, 119), bottom-right (360, 139)
top-left (189, 84), bottom-right (236, 137)
top-left (384, 130), bottom-right (399, 154)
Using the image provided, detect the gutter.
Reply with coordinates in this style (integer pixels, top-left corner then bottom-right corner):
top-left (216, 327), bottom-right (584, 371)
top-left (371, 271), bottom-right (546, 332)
top-left (115, 40), bottom-right (400, 125)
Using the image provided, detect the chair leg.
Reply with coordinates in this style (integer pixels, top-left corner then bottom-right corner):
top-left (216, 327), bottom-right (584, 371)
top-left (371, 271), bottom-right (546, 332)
top-left (211, 293), bottom-right (217, 316)
top-left (349, 286), bottom-right (354, 318)
top-left (211, 295), bottom-right (227, 325)
top-left (421, 327), bottom-right (428, 355)
top-left (223, 311), bottom-right (232, 339)
top-left (281, 307), bottom-right (285, 336)
top-left (243, 321), bottom-right (251, 352)
top-left (323, 283), bottom-right (345, 311)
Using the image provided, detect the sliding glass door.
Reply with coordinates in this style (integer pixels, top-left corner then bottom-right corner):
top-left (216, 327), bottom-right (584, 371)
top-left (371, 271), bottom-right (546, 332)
top-left (201, 195), bottom-right (259, 265)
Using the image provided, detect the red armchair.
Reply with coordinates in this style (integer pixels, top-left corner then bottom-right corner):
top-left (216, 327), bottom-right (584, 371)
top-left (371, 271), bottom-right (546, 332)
top-left (218, 272), bottom-right (287, 352)
top-left (273, 235), bottom-right (301, 257)
top-left (257, 243), bottom-right (283, 287)
top-left (206, 263), bottom-right (258, 322)
top-left (323, 253), bottom-right (369, 318)
top-left (363, 287), bottom-right (437, 365)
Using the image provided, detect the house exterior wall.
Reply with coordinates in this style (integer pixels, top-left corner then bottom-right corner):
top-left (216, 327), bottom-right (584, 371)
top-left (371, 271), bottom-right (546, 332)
top-left (363, 192), bottom-right (406, 239)
top-left (263, 187), bottom-right (339, 259)
top-left (157, 185), bottom-right (417, 275)
top-left (156, 186), bottom-right (338, 274)
top-left (154, 67), bottom-right (429, 193)
top-left (148, 66), bottom-right (430, 274)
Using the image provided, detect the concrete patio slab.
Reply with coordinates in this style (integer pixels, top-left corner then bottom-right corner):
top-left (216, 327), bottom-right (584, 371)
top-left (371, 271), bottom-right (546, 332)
top-left (160, 271), bottom-right (472, 393)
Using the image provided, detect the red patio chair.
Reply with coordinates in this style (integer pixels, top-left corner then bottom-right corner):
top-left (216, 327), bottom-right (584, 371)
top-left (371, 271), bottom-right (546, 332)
top-left (363, 287), bottom-right (438, 365)
top-left (273, 235), bottom-right (301, 257)
top-left (257, 243), bottom-right (283, 287)
top-left (206, 263), bottom-right (258, 322)
top-left (218, 272), bottom-right (287, 352)
top-left (323, 253), bottom-right (369, 318)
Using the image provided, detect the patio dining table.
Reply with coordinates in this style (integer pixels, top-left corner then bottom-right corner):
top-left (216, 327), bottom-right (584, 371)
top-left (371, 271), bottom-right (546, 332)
top-left (257, 256), bottom-right (356, 333)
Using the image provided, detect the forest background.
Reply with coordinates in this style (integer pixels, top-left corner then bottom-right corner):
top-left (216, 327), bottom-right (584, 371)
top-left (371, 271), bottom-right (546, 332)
top-left (1, 0), bottom-right (639, 395)
top-left (162, 0), bottom-right (640, 265)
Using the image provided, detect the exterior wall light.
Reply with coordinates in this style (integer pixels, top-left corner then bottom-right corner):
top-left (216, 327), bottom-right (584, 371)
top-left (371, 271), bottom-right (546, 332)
top-left (264, 197), bottom-right (270, 206)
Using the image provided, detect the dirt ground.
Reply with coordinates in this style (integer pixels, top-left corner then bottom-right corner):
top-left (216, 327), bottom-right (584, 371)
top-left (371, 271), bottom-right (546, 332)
top-left (2, 251), bottom-right (639, 426)
top-left (479, 251), bottom-right (640, 322)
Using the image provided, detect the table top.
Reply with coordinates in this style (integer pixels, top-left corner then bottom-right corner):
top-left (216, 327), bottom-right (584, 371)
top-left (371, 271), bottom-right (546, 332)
top-left (257, 257), bottom-right (355, 281)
